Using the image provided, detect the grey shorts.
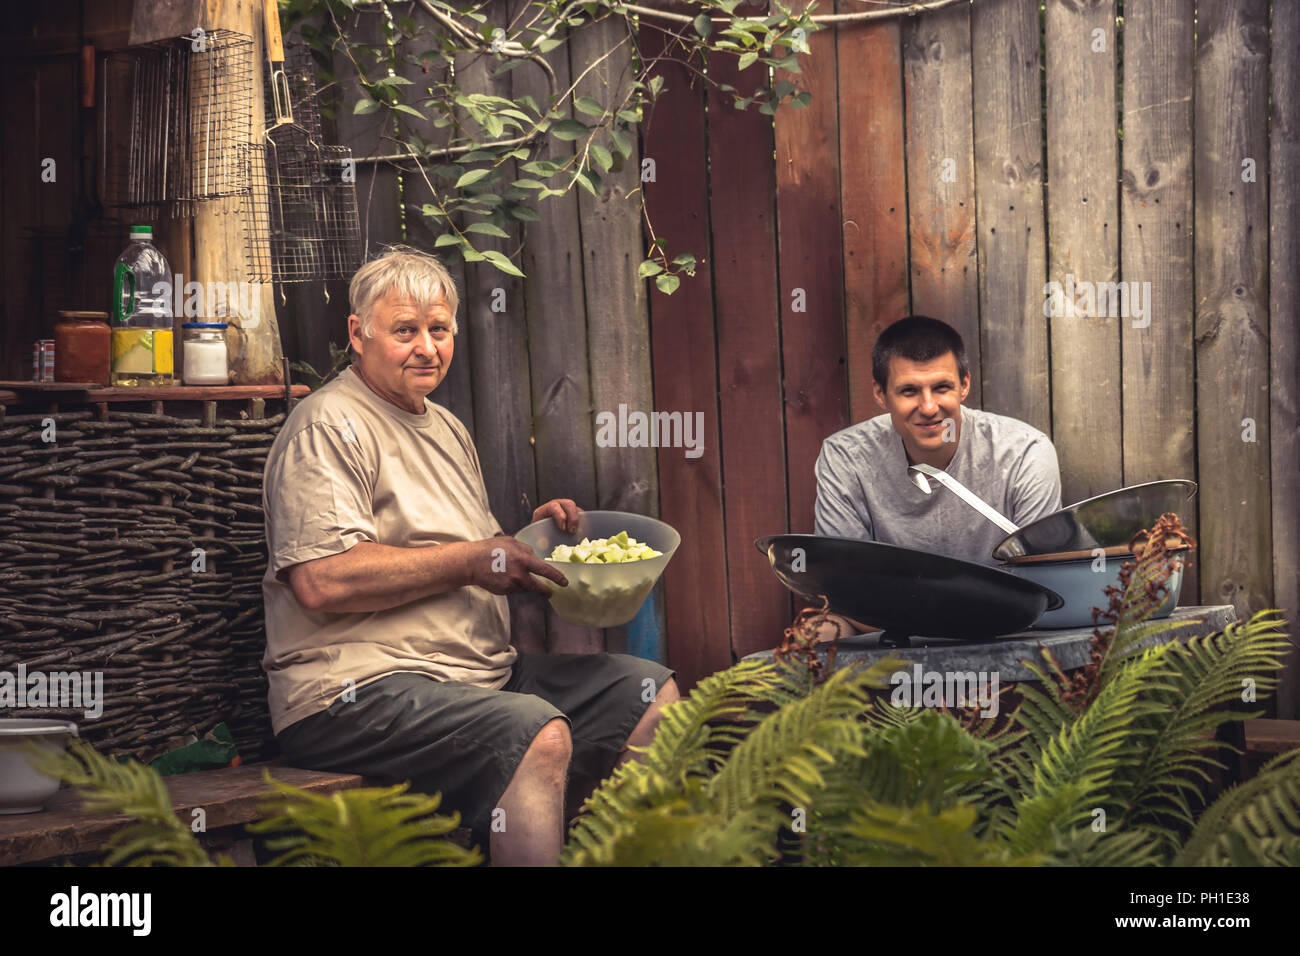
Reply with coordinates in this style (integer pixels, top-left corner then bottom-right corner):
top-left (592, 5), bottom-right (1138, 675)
top-left (274, 652), bottom-right (676, 837)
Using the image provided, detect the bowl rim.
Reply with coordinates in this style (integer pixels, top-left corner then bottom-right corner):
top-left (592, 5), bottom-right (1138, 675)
top-left (0, 718), bottom-right (79, 737)
top-left (991, 478), bottom-right (1198, 561)
top-left (519, 509), bottom-right (682, 565)
top-left (753, 533), bottom-right (1066, 611)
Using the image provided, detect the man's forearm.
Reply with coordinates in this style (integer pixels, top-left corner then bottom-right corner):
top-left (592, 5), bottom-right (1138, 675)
top-left (299, 540), bottom-right (476, 613)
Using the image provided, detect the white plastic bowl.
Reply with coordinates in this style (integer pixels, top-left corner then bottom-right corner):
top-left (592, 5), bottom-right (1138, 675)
top-left (515, 511), bottom-right (680, 628)
top-left (0, 718), bottom-right (78, 814)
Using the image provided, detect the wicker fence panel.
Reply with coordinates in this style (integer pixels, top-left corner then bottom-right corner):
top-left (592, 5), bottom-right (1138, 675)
top-left (0, 402), bottom-right (286, 762)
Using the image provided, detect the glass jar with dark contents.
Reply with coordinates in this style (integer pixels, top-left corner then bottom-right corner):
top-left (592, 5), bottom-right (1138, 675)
top-left (54, 311), bottom-right (112, 384)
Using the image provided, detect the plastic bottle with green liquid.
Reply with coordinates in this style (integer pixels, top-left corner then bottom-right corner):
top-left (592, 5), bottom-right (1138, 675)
top-left (111, 225), bottom-right (174, 385)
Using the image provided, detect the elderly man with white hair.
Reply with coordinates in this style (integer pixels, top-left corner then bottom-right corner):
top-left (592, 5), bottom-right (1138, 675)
top-left (260, 246), bottom-right (679, 866)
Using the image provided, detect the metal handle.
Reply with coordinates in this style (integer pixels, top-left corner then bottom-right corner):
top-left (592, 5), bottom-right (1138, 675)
top-left (908, 463), bottom-right (1021, 535)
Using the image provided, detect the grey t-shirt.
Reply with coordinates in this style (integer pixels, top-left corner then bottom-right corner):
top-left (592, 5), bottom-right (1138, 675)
top-left (813, 406), bottom-right (1062, 567)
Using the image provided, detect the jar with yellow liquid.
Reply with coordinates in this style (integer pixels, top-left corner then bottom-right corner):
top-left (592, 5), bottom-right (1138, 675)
top-left (111, 225), bottom-right (174, 386)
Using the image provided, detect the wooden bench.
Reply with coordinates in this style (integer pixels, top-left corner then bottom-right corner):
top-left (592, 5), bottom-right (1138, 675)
top-left (1242, 719), bottom-right (1300, 772)
top-left (0, 762), bottom-right (376, 866)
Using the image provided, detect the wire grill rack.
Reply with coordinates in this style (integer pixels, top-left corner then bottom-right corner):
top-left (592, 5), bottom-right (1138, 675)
top-left (239, 142), bottom-right (363, 283)
top-left (238, 39), bottom-right (363, 283)
top-left (104, 30), bottom-right (254, 212)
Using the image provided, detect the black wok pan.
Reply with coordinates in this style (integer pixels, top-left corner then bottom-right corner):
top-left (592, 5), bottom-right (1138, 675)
top-left (755, 534), bottom-right (1064, 645)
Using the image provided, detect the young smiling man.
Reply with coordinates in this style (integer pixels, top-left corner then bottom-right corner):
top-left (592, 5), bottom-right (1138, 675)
top-left (811, 316), bottom-right (1062, 634)
top-left (260, 247), bottom-right (678, 866)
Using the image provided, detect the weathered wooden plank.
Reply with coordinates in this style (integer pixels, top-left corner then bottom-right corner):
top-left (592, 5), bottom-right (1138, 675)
top-left (1119, 0), bottom-right (1198, 604)
top-left (569, 13), bottom-right (664, 664)
top-left (1271, 0), bottom-right (1300, 718)
top-left (774, 4), bottom-right (848, 537)
top-left (902, 1), bottom-right (980, 407)
top-left (455, 0), bottom-right (543, 655)
top-left (392, 13), bottom-right (475, 438)
top-left (707, 48), bottom-right (791, 658)
top-left (1044, 0), bottom-right (1120, 503)
top-left (2, 60), bottom-right (41, 381)
top-left (510, 0), bottom-right (602, 655)
top-left (837, 14), bottom-right (909, 427)
top-left (641, 25), bottom-right (731, 685)
top-left (971, 0), bottom-right (1048, 432)
top-left (1194, 0), bottom-right (1272, 620)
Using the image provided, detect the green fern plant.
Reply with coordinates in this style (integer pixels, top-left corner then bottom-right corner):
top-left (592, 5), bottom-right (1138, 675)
top-left (563, 516), bottom-right (1299, 867)
top-left (28, 520), bottom-right (1299, 868)
top-left (30, 740), bottom-right (479, 867)
top-left (26, 739), bottom-right (222, 867)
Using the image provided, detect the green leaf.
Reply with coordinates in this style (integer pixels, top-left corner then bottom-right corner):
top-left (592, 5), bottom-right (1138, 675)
top-left (694, 13), bottom-right (712, 39)
top-left (461, 246), bottom-right (486, 262)
top-left (458, 149), bottom-right (498, 163)
top-left (464, 221), bottom-right (511, 238)
top-left (637, 260), bottom-right (663, 278)
top-left (791, 91), bottom-right (811, 109)
top-left (616, 109), bottom-right (641, 124)
top-left (551, 118), bottom-right (589, 141)
top-left (738, 52), bottom-right (759, 71)
top-left (671, 253), bottom-right (697, 273)
top-left (492, 59), bottom-right (528, 77)
top-left (609, 128), bottom-right (632, 158)
top-left (393, 103), bottom-right (426, 120)
top-left (507, 204), bottom-right (541, 222)
top-left (482, 249), bottom-right (526, 277)
top-left (573, 171), bottom-right (598, 197)
top-left (574, 96), bottom-right (604, 117)
top-left (370, 74), bottom-right (413, 88)
top-left (455, 168), bottom-right (492, 189)
top-left (522, 160), bottom-right (561, 177)
top-left (353, 97), bottom-right (381, 115)
top-left (512, 179), bottom-right (546, 190)
top-left (648, 75), bottom-right (665, 98)
top-left (655, 273), bottom-right (681, 295)
top-left (591, 144), bottom-right (614, 172)
top-left (434, 232), bottom-right (461, 247)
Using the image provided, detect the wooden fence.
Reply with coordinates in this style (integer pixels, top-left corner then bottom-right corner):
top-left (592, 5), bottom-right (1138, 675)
top-left (276, 0), bottom-right (1296, 711)
top-left (4, 0), bottom-right (1293, 713)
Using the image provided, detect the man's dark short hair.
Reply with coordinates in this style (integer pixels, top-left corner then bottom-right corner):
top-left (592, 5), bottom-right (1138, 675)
top-left (872, 316), bottom-right (971, 389)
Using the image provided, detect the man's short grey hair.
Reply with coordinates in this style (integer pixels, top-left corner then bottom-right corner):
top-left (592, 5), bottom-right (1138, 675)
top-left (350, 245), bottom-right (460, 337)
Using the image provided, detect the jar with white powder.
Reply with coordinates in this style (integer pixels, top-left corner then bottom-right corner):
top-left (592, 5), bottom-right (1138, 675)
top-left (181, 322), bottom-right (230, 386)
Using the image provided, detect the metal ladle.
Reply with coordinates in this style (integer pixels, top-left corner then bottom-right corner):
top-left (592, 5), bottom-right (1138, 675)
top-left (908, 463), bottom-right (1021, 535)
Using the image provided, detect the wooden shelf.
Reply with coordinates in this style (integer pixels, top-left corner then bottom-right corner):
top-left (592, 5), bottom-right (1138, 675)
top-left (0, 382), bottom-right (310, 406)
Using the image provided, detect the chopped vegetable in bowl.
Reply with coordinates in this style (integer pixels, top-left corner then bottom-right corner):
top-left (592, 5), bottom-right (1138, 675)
top-left (548, 531), bottom-right (663, 564)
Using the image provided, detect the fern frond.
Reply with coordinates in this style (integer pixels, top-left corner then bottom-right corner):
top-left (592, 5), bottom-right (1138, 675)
top-left (1008, 644), bottom-right (1173, 853)
top-left (1114, 611), bottom-right (1292, 833)
top-left (25, 739), bottom-right (217, 867)
top-left (247, 773), bottom-right (481, 866)
top-left (838, 800), bottom-right (1039, 866)
top-left (1043, 826), bottom-right (1167, 866)
top-left (711, 661), bottom-right (889, 816)
top-left (1174, 749), bottom-right (1300, 867)
top-left (638, 658), bottom-right (786, 787)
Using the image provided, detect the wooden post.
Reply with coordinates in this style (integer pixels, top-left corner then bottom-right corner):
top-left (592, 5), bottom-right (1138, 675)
top-left (195, 0), bottom-right (283, 385)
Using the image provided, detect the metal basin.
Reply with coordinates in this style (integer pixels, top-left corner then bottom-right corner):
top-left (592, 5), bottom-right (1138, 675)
top-left (991, 479), bottom-right (1197, 562)
top-left (1000, 548), bottom-right (1191, 629)
top-left (755, 534), bottom-right (1063, 643)
top-left (0, 719), bottom-right (78, 814)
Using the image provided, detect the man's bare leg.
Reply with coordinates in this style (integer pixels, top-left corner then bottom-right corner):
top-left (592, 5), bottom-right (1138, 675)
top-left (491, 717), bottom-right (571, 866)
top-left (615, 677), bottom-right (681, 768)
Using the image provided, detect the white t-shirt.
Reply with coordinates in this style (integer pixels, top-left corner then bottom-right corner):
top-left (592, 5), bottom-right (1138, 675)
top-left (260, 365), bottom-right (514, 735)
